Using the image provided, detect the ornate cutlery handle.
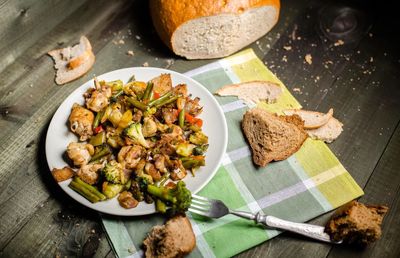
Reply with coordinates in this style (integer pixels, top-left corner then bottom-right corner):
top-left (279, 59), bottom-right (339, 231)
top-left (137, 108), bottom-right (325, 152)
top-left (255, 213), bottom-right (340, 244)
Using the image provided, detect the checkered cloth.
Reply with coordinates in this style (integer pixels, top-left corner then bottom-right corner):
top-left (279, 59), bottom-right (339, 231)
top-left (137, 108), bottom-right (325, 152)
top-left (102, 49), bottom-right (363, 258)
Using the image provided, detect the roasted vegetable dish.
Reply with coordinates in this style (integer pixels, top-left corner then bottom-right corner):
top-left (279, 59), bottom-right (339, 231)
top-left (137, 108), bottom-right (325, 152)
top-left (54, 74), bottom-right (209, 214)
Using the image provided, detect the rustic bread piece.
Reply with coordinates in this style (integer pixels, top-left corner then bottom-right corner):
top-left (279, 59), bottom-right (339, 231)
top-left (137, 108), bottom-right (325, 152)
top-left (48, 36), bottom-right (95, 85)
top-left (306, 117), bottom-right (343, 143)
top-left (149, 0), bottom-right (280, 59)
top-left (325, 201), bottom-right (389, 245)
top-left (283, 108), bottom-right (333, 129)
top-left (215, 81), bottom-right (282, 104)
top-left (143, 216), bottom-right (196, 258)
top-left (242, 108), bottom-right (307, 167)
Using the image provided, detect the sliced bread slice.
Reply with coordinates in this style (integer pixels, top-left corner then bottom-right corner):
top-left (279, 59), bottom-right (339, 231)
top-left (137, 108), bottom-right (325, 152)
top-left (48, 36), bottom-right (95, 85)
top-left (143, 215), bottom-right (196, 258)
top-left (306, 117), bottom-right (343, 143)
top-left (215, 81), bottom-right (282, 105)
top-left (242, 108), bottom-right (308, 167)
top-left (283, 108), bottom-right (334, 129)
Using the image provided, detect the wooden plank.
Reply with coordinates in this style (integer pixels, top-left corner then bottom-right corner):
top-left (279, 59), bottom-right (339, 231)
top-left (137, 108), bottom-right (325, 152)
top-left (0, 196), bottom-right (105, 258)
top-left (236, 0), bottom-right (400, 257)
top-left (0, 0), bottom-right (85, 71)
top-left (327, 124), bottom-right (400, 258)
top-left (0, 0), bottom-right (136, 251)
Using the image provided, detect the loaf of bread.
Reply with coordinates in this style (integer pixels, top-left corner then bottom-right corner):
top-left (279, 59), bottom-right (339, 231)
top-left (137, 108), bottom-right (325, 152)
top-left (242, 108), bottom-right (307, 167)
top-left (143, 215), bottom-right (196, 258)
top-left (149, 0), bottom-right (280, 59)
top-left (325, 201), bottom-right (388, 245)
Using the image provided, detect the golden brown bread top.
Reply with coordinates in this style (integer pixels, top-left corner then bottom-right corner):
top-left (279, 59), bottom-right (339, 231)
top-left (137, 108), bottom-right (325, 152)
top-left (149, 0), bottom-right (280, 48)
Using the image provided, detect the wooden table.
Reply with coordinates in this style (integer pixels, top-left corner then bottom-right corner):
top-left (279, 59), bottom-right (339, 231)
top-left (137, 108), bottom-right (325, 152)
top-left (1, 0), bottom-right (399, 257)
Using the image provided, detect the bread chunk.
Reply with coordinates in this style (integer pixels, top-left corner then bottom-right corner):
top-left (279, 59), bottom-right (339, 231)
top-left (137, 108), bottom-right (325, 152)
top-left (283, 108), bottom-right (333, 129)
top-left (325, 201), bottom-right (389, 245)
top-left (48, 36), bottom-right (95, 85)
top-left (143, 216), bottom-right (196, 258)
top-left (215, 81), bottom-right (282, 105)
top-left (242, 108), bottom-right (307, 167)
top-left (149, 0), bottom-right (280, 59)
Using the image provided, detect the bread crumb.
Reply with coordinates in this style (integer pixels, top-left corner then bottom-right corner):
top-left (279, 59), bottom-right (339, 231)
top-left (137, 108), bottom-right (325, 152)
top-left (142, 62), bottom-right (149, 67)
top-left (305, 54), bottom-right (312, 65)
top-left (127, 50), bottom-right (134, 56)
top-left (135, 35), bottom-right (141, 40)
top-left (334, 40), bottom-right (344, 46)
top-left (369, 33), bottom-right (373, 37)
top-left (118, 39), bottom-right (125, 45)
top-left (282, 55), bottom-right (288, 62)
top-left (283, 46), bottom-right (292, 51)
top-left (293, 88), bottom-right (301, 92)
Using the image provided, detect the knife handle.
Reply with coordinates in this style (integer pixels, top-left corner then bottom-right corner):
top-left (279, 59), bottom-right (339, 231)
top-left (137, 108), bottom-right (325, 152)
top-left (255, 213), bottom-right (341, 244)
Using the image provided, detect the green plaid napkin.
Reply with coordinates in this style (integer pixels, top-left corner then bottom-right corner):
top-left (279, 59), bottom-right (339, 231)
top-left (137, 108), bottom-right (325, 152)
top-left (102, 49), bottom-right (364, 258)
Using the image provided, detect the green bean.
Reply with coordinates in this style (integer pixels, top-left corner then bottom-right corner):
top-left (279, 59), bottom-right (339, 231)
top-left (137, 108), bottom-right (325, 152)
top-left (178, 109), bottom-right (185, 128)
top-left (73, 177), bottom-right (106, 200)
top-left (127, 97), bottom-right (148, 111)
top-left (154, 95), bottom-right (180, 109)
top-left (93, 110), bottom-right (103, 128)
top-left (69, 181), bottom-right (100, 203)
top-left (148, 91), bottom-right (172, 107)
top-left (142, 82), bottom-right (154, 101)
top-left (111, 90), bottom-right (123, 102)
top-left (90, 145), bottom-right (111, 162)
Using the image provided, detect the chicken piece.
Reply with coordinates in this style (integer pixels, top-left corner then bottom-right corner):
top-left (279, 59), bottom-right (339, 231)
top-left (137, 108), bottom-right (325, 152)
top-left (69, 104), bottom-right (94, 141)
top-left (118, 191), bottom-right (139, 209)
top-left (154, 154), bottom-right (168, 173)
top-left (185, 97), bottom-right (202, 116)
top-left (76, 163), bottom-right (103, 185)
top-left (85, 78), bottom-right (112, 112)
top-left (132, 110), bottom-right (143, 123)
top-left (142, 117), bottom-right (157, 137)
top-left (67, 142), bottom-right (94, 167)
top-left (145, 162), bottom-right (161, 181)
top-left (173, 84), bottom-right (188, 97)
top-left (52, 166), bottom-right (75, 182)
top-left (162, 108), bottom-right (178, 125)
top-left (151, 73), bottom-right (172, 95)
top-left (118, 145), bottom-right (144, 169)
top-left (169, 160), bottom-right (187, 181)
top-left (161, 125), bottom-right (184, 143)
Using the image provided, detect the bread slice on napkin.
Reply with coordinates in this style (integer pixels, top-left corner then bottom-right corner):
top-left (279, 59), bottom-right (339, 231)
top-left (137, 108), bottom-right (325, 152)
top-left (283, 108), bottom-right (333, 129)
top-left (48, 36), bottom-right (95, 85)
top-left (242, 108), bottom-right (307, 167)
top-left (215, 81), bottom-right (282, 105)
top-left (143, 215), bottom-right (196, 258)
top-left (306, 117), bottom-right (343, 143)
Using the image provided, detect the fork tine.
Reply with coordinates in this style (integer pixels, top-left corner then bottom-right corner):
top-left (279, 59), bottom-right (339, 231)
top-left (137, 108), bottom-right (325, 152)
top-left (190, 203), bottom-right (210, 211)
top-left (188, 208), bottom-right (210, 217)
top-left (191, 194), bottom-right (210, 201)
top-left (191, 198), bottom-right (211, 206)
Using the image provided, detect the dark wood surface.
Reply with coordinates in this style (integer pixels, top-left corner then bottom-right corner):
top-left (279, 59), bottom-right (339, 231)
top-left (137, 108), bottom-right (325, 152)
top-left (1, 0), bottom-right (399, 257)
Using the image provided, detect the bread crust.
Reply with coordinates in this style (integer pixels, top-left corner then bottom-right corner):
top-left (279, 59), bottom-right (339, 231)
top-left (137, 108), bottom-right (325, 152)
top-left (149, 0), bottom-right (280, 52)
top-left (242, 108), bottom-right (307, 167)
top-left (143, 215), bottom-right (196, 258)
top-left (283, 108), bottom-right (334, 129)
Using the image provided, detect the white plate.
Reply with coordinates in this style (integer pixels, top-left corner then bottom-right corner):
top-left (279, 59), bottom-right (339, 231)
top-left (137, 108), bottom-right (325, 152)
top-left (45, 67), bottom-right (228, 216)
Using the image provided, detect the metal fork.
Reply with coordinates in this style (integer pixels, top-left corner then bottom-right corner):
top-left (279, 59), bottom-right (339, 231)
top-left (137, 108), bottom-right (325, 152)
top-left (189, 194), bottom-right (341, 244)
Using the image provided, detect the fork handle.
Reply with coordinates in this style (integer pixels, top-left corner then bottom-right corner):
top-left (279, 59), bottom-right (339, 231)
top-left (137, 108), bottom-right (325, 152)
top-left (255, 213), bottom-right (339, 244)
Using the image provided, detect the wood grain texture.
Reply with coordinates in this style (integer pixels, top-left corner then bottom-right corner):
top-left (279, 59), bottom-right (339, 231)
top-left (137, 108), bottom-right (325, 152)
top-left (0, 0), bottom-right (399, 257)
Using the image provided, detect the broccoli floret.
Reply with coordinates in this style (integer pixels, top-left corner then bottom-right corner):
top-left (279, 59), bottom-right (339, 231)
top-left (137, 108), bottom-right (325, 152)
top-left (124, 123), bottom-right (149, 148)
top-left (147, 181), bottom-right (192, 215)
top-left (102, 181), bottom-right (124, 199)
top-left (180, 156), bottom-right (206, 169)
top-left (189, 131), bottom-right (208, 145)
top-left (103, 160), bottom-right (127, 184)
